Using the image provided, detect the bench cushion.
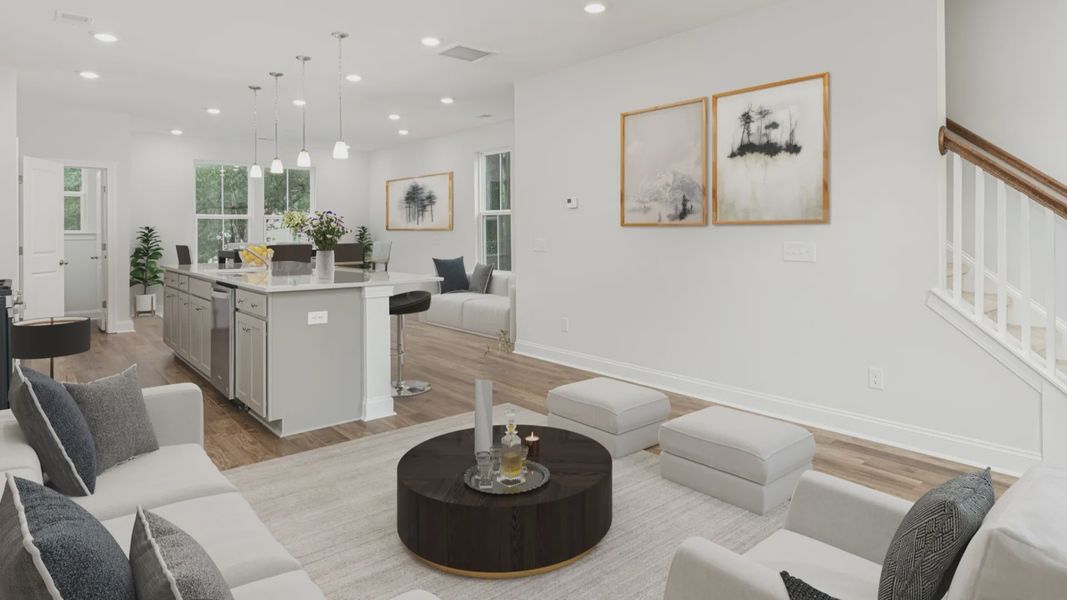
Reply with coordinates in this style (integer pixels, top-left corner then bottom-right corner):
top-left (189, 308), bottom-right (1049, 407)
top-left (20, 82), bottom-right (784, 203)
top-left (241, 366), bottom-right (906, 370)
top-left (547, 377), bottom-right (670, 434)
top-left (659, 406), bottom-right (814, 484)
top-left (461, 295), bottom-right (511, 336)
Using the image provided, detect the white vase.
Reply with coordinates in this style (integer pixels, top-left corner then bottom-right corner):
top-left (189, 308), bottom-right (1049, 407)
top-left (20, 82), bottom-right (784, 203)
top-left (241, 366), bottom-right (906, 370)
top-left (315, 249), bottom-right (335, 278)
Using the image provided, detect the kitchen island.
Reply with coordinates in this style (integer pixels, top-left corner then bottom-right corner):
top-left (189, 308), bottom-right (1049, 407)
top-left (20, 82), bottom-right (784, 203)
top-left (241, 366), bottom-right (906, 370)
top-left (161, 263), bottom-right (440, 437)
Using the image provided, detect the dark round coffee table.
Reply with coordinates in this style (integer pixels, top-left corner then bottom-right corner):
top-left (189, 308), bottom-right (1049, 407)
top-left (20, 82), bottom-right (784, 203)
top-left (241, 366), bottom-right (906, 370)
top-left (396, 425), bottom-right (612, 578)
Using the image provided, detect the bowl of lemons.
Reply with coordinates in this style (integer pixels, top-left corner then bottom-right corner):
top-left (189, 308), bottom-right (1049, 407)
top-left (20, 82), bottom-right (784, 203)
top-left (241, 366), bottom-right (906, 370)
top-left (238, 244), bottom-right (274, 268)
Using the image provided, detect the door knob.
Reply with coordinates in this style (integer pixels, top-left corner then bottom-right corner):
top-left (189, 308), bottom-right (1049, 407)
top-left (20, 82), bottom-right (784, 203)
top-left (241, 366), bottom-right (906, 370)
top-left (58, 259), bottom-right (69, 266)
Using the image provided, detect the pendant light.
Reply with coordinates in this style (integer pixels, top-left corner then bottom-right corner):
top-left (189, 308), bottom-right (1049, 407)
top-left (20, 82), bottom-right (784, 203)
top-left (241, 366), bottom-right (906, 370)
top-left (295, 55), bottom-right (311, 167)
top-left (248, 85), bottom-right (263, 179)
top-left (331, 32), bottom-right (349, 160)
top-left (268, 72), bottom-right (284, 174)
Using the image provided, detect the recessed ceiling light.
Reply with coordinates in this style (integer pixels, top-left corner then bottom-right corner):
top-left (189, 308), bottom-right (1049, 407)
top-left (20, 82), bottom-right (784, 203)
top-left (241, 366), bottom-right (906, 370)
top-left (205, 107), bottom-right (221, 115)
top-left (440, 96), bottom-right (454, 105)
top-left (421, 37), bottom-right (441, 47)
top-left (584, 3), bottom-right (607, 14)
top-left (170, 129), bottom-right (183, 136)
top-left (292, 99), bottom-right (306, 107)
top-left (78, 71), bottom-right (100, 80)
top-left (92, 32), bottom-right (118, 43)
top-left (388, 113), bottom-right (400, 121)
top-left (345, 73), bottom-right (362, 83)
top-left (398, 129), bottom-right (409, 135)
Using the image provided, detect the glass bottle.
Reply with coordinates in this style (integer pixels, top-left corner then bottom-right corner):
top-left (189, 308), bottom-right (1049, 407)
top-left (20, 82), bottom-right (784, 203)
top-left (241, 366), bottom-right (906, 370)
top-left (497, 410), bottom-right (525, 485)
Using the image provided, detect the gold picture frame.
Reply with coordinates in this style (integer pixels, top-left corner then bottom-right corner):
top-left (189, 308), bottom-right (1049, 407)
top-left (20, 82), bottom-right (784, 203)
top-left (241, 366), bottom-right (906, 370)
top-left (620, 97), bottom-right (708, 227)
top-left (712, 72), bottom-right (830, 225)
top-left (386, 171), bottom-right (454, 231)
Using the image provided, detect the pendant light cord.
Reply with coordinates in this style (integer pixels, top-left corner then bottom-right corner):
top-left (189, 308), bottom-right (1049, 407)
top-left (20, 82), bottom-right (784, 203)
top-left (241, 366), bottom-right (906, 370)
top-left (336, 35), bottom-right (343, 140)
top-left (251, 87), bottom-right (259, 164)
top-left (301, 60), bottom-right (307, 150)
top-left (273, 75), bottom-right (280, 159)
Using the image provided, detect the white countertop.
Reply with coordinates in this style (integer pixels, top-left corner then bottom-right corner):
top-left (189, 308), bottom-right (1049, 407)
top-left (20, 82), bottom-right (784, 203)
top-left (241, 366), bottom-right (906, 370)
top-left (164, 263), bottom-right (441, 294)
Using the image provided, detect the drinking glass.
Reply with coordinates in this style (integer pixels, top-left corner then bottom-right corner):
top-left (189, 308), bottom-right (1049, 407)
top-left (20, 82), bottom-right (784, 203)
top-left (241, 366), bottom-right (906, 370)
top-left (475, 451), bottom-right (493, 490)
top-left (489, 444), bottom-right (502, 476)
top-left (520, 445), bottom-right (530, 475)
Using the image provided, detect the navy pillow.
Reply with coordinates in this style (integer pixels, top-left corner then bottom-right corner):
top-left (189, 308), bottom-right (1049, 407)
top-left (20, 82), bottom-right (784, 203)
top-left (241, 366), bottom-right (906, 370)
top-left (9, 366), bottom-right (97, 495)
top-left (433, 257), bottom-right (469, 294)
top-left (0, 475), bottom-right (136, 600)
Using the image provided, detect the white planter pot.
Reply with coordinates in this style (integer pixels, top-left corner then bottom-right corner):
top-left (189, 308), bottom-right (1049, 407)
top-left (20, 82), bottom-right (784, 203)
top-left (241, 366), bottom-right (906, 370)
top-left (135, 294), bottom-right (156, 314)
top-left (315, 249), bottom-right (335, 279)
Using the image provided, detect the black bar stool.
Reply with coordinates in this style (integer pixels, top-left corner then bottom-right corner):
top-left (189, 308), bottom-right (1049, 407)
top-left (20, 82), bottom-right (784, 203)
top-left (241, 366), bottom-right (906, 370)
top-left (389, 291), bottom-right (432, 397)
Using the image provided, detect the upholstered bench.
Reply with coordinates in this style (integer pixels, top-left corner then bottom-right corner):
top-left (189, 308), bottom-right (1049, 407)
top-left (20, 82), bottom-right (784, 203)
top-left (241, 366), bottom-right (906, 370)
top-left (546, 377), bottom-right (671, 458)
top-left (659, 406), bottom-right (814, 515)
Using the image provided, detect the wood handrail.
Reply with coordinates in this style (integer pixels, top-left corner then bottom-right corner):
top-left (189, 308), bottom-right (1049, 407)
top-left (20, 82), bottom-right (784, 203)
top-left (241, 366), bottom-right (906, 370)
top-left (939, 119), bottom-right (1067, 220)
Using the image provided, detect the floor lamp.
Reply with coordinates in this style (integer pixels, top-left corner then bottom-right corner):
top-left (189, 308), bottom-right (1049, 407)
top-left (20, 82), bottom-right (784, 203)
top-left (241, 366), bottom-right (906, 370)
top-left (12, 317), bottom-right (91, 378)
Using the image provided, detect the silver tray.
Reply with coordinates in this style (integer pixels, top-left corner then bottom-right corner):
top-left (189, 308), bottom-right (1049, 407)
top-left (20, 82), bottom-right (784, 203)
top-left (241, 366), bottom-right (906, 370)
top-left (463, 461), bottom-right (551, 495)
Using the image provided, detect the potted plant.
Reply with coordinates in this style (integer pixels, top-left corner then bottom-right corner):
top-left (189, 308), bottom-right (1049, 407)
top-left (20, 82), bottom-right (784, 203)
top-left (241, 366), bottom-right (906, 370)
top-left (356, 225), bottom-right (373, 264)
top-left (281, 210), bottom-right (309, 242)
top-left (300, 211), bottom-right (350, 277)
top-left (130, 225), bottom-right (164, 315)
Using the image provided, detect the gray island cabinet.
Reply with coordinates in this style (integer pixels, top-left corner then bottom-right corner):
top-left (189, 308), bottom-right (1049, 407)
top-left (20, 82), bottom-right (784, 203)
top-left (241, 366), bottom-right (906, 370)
top-left (162, 264), bottom-right (441, 437)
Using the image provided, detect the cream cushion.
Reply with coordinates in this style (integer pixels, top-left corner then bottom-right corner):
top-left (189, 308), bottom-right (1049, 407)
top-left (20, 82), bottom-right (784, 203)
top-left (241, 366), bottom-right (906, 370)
top-left (745, 529), bottom-right (881, 600)
top-left (547, 377), bottom-right (670, 434)
top-left (945, 463), bottom-right (1067, 600)
top-left (658, 406), bottom-right (814, 484)
top-left (231, 571), bottom-right (325, 600)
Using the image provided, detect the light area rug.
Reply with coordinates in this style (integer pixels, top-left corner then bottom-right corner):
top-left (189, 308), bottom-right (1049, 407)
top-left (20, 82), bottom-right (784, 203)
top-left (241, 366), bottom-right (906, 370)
top-left (225, 404), bottom-right (786, 600)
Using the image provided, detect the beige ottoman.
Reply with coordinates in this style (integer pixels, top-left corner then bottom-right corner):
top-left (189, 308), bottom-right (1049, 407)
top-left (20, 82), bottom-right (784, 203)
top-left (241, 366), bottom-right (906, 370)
top-left (546, 377), bottom-right (671, 458)
top-left (659, 406), bottom-right (814, 514)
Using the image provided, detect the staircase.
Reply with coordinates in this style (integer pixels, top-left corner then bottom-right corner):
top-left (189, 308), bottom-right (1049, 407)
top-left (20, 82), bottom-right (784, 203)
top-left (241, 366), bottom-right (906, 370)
top-left (934, 120), bottom-right (1067, 390)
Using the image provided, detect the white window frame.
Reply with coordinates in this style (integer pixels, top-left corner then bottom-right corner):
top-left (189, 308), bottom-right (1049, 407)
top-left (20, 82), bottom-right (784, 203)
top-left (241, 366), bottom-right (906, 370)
top-left (192, 161), bottom-right (252, 263)
top-left (263, 167), bottom-right (316, 244)
top-left (63, 167), bottom-right (86, 233)
top-left (476, 148), bottom-right (513, 272)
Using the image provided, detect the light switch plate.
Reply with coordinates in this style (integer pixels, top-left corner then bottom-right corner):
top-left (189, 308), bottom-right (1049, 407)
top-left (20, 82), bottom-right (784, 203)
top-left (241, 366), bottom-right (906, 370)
top-left (783, 241), bottom-right (817, 262)
top-left (533, 238), bottom-right (548, 253)
top-left (307, 311), bottom-right (328, 325)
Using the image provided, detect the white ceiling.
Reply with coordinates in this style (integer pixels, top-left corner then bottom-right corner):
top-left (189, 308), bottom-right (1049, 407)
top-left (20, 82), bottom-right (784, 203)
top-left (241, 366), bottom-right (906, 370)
top-left (0, 0), bottom-right (780, 150)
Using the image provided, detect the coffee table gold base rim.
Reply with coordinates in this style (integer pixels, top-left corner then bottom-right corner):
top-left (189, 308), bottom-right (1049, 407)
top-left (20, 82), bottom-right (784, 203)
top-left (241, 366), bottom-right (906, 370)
top-left (411, 546), bottom-right (595, 579)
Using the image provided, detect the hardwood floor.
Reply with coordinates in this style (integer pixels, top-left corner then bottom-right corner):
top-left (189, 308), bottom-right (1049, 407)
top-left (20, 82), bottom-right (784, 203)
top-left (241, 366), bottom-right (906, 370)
top-left (27, 316), bottom-right (1016, 501)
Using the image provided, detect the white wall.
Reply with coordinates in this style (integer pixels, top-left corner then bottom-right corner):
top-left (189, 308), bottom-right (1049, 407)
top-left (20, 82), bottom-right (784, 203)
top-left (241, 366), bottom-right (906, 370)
top-left (514, 0), bottom-right (1043, 473)
top-left (0, 68), bottom-right (18, 288)
top-left (367, 121), bottom-right (514, 274)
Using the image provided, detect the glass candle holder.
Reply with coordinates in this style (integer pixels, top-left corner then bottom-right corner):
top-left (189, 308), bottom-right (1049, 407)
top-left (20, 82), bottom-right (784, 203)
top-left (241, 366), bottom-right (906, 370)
top-left (475, 451), bottom-right (493, 490)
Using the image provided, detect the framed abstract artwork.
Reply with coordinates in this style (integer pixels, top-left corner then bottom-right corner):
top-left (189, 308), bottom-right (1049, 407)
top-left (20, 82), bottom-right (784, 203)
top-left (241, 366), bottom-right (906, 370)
top-left (620, 97), bottom-right (708, 226)
top-left (386, 171), bottom-right (454, 231)
top-left (713, 73), bottom-right (830, 224)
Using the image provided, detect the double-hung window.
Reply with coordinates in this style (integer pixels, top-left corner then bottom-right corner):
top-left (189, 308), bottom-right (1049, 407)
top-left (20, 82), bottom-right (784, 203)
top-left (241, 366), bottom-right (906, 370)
top-left (263, 168), bottom-right (313, 243)
top-left (194, 164), bottom-right (250, 263)
top-left (477, 150), bottom-right (512, 271)
top-left (63, 167), bottom-right (84, 232)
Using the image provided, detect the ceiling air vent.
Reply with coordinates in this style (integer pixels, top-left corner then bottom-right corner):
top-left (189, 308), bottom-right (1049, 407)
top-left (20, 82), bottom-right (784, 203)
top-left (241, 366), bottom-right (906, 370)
top-left (54, 10), bottom-right (94, 25)
top-left (439, 45), bottom-right (495, 63)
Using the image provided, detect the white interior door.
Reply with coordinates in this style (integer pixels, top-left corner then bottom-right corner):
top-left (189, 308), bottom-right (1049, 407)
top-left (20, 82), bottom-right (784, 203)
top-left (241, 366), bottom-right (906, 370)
top-left (95, 169), bottom-right (108, 331)
top-left (21, 157), bottom-right (65, 319)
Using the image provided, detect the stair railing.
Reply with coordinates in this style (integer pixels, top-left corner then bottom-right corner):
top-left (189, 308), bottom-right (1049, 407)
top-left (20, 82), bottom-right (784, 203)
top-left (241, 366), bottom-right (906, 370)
top-left (938, 119), bottom-right (1066, 380)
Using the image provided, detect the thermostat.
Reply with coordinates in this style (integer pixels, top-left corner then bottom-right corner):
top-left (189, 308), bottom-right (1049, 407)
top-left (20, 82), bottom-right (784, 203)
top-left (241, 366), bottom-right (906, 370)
top-left (565, 197), bottom-right (579, 209)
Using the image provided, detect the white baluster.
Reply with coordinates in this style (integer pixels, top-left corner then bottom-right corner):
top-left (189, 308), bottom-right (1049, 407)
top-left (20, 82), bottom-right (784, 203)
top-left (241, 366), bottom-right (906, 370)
top-left (974, 166), bottom-right (986, 319)
top-left (938, 154), bottom-right (948, 290)
top-left (1020, 198), bottom-right (1032, 356)
top-left (1045, 207), bottom-right (1057, 372)
top-left (996, 181), bottom-right (1008, 335)
top-left (953, 154), bottom-right (963, 302)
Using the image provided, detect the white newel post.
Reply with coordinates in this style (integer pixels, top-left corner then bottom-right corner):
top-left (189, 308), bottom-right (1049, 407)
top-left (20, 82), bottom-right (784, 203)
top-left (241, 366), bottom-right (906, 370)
top-left (361, 285), bottom-right (396, 420)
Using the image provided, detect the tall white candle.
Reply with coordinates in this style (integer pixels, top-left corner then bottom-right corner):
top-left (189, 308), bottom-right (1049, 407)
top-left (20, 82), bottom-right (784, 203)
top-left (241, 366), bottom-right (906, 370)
top-left (474, 379), bottom-right (493, 453)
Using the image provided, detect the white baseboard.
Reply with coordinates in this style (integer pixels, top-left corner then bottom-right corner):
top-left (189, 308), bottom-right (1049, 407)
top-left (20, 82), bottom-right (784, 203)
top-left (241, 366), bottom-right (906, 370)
top-left (515, 339), bottom-right (1040, 477)
top-left (363, 395), bottom-right (397, 421)
top-left (110, 319), bottom-right (136, 334)
top-left (65, 309), bottom-right (103, 319)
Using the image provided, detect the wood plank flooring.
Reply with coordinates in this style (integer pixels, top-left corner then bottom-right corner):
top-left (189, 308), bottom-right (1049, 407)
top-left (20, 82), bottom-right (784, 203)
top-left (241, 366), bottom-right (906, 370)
top-left (27, 316), bottom-right (1016, 501)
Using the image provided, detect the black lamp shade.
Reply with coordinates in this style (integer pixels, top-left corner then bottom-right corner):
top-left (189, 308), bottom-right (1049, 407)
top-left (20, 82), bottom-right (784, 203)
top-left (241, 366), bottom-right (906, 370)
top-left (12, 317), bottom-right (91, 361)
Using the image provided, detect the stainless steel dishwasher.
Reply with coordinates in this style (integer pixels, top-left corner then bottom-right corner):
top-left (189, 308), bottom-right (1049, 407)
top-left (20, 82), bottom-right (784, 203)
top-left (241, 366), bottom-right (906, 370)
top-left (210, 283), bottom-right (236, 399)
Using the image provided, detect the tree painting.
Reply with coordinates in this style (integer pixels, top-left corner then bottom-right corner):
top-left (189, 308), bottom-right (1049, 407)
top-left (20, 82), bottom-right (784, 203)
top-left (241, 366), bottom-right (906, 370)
top-left (387, 172), bottom-right (453, 231)
top-left (729, 104), bottom-right (802, 158)
top-left (401, 182), bottom-right (439, 225)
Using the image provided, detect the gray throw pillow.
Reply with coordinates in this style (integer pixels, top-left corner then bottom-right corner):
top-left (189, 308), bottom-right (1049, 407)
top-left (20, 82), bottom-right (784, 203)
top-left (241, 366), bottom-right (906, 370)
top-left (130, 508), bottom-right (234, 600)
top-left (468, 262), bottom-right (495, 294)
top-left (65, 365), bottom-right (159, 475)
top-left (0, 474), bottom-right (136, 600)
top-left (878, 468), bottom-right (995, 600)
top-left (433, 257), bottom-right (469, 293)
top-left (9, 364), bottom-right (97, 496)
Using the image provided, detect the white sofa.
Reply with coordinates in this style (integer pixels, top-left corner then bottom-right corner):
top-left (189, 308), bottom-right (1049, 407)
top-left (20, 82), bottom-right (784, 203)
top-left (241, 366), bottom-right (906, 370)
top-left (0, 382), bottom-right (439, 600)
top-left (663, 464), bottom-right (1067, 600)
top-left (421, 270), bottom-right (516, 340)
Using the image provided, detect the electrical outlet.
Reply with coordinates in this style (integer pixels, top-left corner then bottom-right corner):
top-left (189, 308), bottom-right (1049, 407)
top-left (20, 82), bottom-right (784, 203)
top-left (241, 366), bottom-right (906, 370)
top-left (561, 317), bottom-right (569, 333)
top-left (783, 241), bottom-right (817, 263)
top-left (307, 311), bottom-right (328, 325)
top-left (868, 367), bottom-right (885, 390)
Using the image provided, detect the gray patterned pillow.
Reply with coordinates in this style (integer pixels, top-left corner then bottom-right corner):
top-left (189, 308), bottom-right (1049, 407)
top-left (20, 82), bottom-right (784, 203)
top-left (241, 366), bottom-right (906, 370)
top-left (9, 365), bottom-right (97, 496)
top-left (0, 474), bottom-right (136, 600)
top-left (65, 365), bottom-right (159, 474)
top-left (781, 572), bottom-right (838, 600)
top-left (878, 468), bottom-right (995, 600)
top-left (130, 508), bottom-right (233, 600)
